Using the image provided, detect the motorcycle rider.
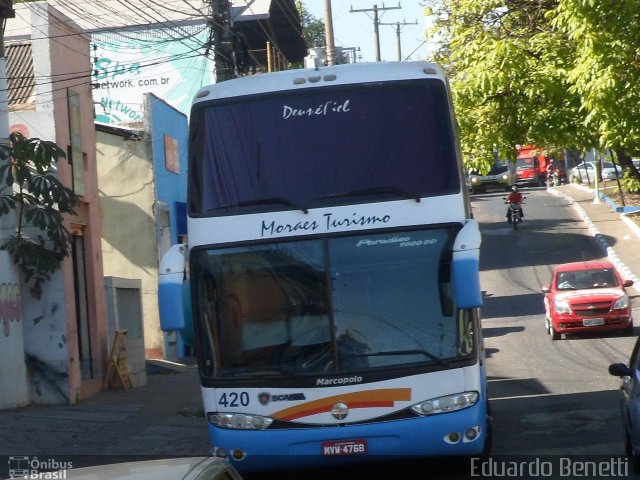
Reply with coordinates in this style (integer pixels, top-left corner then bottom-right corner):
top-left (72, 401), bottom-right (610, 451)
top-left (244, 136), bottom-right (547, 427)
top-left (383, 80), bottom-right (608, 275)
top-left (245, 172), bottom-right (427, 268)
top-left (547, 159), bottom-right (559, 185)
top-left (505, 185), bottom-right (524, 223)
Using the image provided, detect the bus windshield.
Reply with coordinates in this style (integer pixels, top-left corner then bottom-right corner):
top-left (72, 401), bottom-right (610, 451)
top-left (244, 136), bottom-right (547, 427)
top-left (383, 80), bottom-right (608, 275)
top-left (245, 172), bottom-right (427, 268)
top-left (191, 226), bottom-right (476, 379)
top-left (189, 80), bottom-right (460, 216)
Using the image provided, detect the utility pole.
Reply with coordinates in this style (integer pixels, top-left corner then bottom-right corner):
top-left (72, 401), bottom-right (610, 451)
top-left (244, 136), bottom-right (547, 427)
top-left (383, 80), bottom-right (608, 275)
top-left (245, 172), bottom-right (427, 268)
top-left (379, 20), bottom-right (417, 61)
top-left (349, 3), bottom-right (401, 62)
top-left (211, 0), bottom-right (235, 82)
top-left (0, 0), bottom-right (14, 141)
top-left (323, 0), bottom-right (337, 65)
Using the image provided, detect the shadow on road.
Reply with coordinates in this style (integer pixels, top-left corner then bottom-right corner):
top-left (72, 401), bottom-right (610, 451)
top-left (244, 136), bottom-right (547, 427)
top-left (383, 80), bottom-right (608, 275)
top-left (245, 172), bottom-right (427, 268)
top-left (483, 325), bottom-right (525, 338)
top-left (481, 292), bottom-right (545, 319)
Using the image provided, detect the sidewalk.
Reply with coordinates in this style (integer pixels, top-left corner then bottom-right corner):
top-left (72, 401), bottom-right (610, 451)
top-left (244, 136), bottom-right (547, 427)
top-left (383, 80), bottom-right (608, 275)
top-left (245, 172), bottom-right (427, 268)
top-left (549, 184), bottom-right (640, 294)
top-left (0, 362), bottom-right (210, 470)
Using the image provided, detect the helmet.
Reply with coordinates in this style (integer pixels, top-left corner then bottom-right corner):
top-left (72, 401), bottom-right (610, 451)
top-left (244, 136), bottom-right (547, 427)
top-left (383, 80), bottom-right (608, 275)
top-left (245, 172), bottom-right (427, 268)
top-left (511, 185), bottom-right (519, 192)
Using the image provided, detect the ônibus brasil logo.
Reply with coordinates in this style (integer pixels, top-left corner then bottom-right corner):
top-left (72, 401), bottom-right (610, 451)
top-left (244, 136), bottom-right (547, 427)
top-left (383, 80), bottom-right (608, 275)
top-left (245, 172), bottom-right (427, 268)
top-left (8, 456), bottom-right (73, 479)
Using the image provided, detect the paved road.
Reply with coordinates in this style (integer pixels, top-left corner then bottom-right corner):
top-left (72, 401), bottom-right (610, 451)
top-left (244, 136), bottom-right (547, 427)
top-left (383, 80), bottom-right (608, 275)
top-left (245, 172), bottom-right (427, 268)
top-left (474, 190), bottom-right (637, 460)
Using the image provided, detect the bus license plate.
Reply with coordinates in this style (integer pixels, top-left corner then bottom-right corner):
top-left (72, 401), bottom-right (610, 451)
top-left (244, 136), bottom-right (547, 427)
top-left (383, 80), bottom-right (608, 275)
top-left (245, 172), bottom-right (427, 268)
top-left (583, 318), bottom-right (604, 326)
top-left (321, 439), bottom-right (368, 456)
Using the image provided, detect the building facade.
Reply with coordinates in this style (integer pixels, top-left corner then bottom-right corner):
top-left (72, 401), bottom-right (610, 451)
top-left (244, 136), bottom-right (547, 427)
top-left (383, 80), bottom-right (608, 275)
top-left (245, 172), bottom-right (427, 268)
top-left (97, 93), bottom-right (188, 360)
top-left (1, 3), bottom-right (108, 407)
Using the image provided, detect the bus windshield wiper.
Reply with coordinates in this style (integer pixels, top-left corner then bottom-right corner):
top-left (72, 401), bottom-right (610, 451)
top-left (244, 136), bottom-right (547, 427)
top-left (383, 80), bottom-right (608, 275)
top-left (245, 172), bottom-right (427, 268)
top-left (238, 197), bottom-right (309, 213)
top-left (346, 349), bottom-right (450, 368)
top-left (324, 186), bottom-right (421, 203)
top-left (231, 369), bottom-right (293, 377)
top-left (208, 197), bottom-right (309, 213)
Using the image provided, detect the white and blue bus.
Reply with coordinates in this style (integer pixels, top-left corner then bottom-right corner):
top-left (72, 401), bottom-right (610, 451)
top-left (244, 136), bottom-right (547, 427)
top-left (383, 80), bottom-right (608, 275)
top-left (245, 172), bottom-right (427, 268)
top-left (159, 61), bottom-right (489, 473)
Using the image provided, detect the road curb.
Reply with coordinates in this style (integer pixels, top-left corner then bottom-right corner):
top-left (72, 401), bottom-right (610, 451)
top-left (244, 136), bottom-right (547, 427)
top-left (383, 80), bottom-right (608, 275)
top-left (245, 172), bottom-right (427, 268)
top-left (548, 186), bottom-right (640, 295)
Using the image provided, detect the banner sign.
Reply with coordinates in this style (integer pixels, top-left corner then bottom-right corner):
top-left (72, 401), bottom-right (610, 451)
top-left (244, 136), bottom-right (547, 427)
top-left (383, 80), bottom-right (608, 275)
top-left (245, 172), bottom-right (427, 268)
top-left (92, 26), bottom-right (215, 124)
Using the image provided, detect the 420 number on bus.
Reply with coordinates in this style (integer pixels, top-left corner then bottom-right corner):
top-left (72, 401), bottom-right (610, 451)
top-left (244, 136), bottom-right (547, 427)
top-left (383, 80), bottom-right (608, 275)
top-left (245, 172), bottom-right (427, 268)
top-left (218, 392), bottom-right (250, 408)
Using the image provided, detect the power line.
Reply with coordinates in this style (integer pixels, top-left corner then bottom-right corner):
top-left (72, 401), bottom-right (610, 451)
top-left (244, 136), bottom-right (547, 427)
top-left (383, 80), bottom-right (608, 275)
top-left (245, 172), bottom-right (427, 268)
top-left (379, 19), bottom-right (417, 61)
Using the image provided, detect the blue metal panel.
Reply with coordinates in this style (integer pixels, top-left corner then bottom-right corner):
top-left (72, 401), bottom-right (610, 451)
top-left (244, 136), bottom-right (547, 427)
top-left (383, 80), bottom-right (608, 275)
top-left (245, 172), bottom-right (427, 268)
top-left (148, 93), bottom-right (189, 244)
top-left (209, 400), bottom-right (488, 473)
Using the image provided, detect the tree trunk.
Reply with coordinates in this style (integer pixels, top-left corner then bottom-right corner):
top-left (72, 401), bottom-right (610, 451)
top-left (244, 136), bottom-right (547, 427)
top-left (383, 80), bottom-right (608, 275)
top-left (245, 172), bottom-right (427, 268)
top-left (616, 148), bottom-right (640, 181)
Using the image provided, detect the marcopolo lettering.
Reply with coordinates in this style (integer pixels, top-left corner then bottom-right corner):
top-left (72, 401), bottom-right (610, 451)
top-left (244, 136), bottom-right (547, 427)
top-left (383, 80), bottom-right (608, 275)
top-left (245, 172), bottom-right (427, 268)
top-left (316, 376), bottom-right (363, 386)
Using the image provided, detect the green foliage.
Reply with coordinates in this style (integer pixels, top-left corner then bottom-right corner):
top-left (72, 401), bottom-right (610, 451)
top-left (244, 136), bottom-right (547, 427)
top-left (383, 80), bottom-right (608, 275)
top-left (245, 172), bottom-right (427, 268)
top-left (621, 168), bottom-right (640, 194)
top-left (554, 1), bottom-right (640, 153)
top-left (426, 0), bottom-right (595, 173)
top-left (0, 132), bottom-right (78, 298)
top-left (421, 0), bottom-right (640, 182)
top-left (298, 1), bottom-right (325, 48)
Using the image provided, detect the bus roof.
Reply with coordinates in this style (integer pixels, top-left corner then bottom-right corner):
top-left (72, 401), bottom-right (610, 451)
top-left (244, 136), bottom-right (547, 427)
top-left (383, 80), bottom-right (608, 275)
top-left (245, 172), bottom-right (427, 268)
top-left (192, 61), bottom-right (448, 105)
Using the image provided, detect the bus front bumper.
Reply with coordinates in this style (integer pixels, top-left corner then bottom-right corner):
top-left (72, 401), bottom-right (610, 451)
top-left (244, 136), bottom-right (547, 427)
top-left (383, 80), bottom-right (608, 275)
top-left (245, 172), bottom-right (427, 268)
top-left (207, 401), bottom-right (488, 473)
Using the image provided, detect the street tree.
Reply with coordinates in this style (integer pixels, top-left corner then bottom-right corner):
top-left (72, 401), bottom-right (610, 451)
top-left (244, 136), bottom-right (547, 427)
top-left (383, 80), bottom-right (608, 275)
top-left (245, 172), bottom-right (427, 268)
top-left (554, 1), bottom-right (640, 185)
top-left (426, 0), bottom-right (591, 173)
top-left (298, 1), bottom-right (325, 49)
top-left (0, 132), bottom-right (78, 298)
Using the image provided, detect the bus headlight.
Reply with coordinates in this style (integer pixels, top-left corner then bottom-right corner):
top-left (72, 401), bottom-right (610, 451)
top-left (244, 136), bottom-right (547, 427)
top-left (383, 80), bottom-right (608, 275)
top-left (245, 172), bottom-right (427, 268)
top-left (208, 412), bottom-right (274, 430)
top-left (410, 391), bottom-right (479, 416)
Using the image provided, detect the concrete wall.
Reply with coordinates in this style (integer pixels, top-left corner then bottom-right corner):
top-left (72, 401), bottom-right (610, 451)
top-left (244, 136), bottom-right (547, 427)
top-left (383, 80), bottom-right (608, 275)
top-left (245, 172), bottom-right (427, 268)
top-left (97, 95), bottom-right (189, 360)
top-left (104, 277), bottom-right (147, 387)
top-left (0, 252), bottom-right (29, 409)
top-left (96, 127), bottom-right (162, 357)
top-left (5, 3), bottom-right (108, 404)
top-left (146, 94), bottom-right (189, 360)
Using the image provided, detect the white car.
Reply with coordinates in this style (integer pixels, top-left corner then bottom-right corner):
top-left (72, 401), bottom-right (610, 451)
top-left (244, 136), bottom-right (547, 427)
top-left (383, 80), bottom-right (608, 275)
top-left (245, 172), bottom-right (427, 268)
top-left (570, 161), bottom-right (622, 182)
top-left (5, 457), bottom-right (243, 480)
top-left (466, 162), bottom-right (516, 193)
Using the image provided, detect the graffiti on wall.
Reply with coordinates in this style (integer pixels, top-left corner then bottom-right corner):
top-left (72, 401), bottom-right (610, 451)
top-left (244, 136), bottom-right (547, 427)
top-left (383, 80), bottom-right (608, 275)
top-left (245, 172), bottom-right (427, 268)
top-left (0, 282), bottom-right (21, 337)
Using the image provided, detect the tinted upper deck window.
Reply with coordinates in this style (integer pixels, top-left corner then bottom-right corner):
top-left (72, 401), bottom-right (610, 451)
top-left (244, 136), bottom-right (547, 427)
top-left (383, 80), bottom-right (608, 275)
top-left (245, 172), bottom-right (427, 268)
top-left (189, 81), bottom-right (460, 215)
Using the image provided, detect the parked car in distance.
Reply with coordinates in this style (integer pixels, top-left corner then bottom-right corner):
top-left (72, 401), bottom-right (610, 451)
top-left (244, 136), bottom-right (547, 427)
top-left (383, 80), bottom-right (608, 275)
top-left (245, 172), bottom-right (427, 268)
top-left (467, 162), bottom-right (515, 193)
top-left (609, 337), bottom-right (640, 472)
top-left (541, 260), bottom-right (634, 340)
top-left (6, 457), bottom-right (245, 480)
top-left (570, 161), bottom-right (623, 182)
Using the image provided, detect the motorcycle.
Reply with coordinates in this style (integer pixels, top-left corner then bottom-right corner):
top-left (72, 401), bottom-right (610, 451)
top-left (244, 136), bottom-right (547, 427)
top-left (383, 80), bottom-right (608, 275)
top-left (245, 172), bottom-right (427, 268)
top-left (546, 170), bottom-right (560, 187)
top-left (504, 198), bottom-right (524, 229)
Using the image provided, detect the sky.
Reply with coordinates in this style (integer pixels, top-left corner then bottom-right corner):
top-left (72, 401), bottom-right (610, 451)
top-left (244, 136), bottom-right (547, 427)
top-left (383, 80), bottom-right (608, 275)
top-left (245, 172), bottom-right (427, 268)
top-left (302, 1), bottom-right (434, 63)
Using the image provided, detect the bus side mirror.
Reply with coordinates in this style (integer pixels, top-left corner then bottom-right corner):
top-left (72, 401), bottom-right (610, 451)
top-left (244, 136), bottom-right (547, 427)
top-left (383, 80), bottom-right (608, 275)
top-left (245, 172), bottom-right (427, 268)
top-left (452, 220), bottom-right (482, 309)
top-left (158, 243), bottom-right (188, 331)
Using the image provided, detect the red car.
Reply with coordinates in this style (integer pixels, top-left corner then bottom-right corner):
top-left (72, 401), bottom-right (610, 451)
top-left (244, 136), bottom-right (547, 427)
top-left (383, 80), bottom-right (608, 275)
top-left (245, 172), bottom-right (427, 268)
top-left (542, 260), bottom-right (634, 340)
